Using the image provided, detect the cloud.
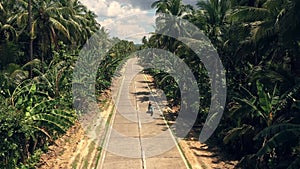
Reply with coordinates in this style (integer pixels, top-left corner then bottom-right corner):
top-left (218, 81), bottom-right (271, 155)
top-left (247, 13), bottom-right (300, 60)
top-left (80, 0), bottom-right (145, 18)
top-left (80, 0), bottom-right (108, 16)
top-left (106, 1), bottom-right (144, 17)
top-left (101, 11), bottom-right (155, 43)
top-left (80, 0), bottom-right (156, 43)
top-left (100, 0), bottom-right (197, 10)
top-left (79, 0), bottom-right (197, 43)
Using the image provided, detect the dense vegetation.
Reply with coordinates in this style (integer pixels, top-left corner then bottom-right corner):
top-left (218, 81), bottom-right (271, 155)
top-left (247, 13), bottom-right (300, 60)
top-left (1, 0), bottom-right (300, 168)
top-left (141, 0), bottom-right (300, 168)
top-left (0, 0), bottom-right (135, 168)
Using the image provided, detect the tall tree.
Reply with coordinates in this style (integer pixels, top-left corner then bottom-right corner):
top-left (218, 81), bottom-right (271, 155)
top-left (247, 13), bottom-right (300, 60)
top-left (151, 0), bottom-right (193, 17)
top-left (28, 0), bottom-right (33, 77)
top-left (194, 0), bottom-right (231, 45)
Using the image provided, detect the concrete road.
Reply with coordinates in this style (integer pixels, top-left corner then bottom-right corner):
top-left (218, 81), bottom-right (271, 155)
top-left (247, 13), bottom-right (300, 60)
top-left (98, 57), bottom-right (188, 169)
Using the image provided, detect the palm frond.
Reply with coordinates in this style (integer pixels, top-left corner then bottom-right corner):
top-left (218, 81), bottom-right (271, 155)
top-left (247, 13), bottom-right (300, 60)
top-left (230, 7), bottom-right (269, 22)
top-left (22, 59), bottom-right (41, 69)
top-left (16, 12), bottom-right (28, 27)
top-left (1, 24), bottom-right (17, 41)
top-left (251, 21), bottom-right (275, 43)
top-left (0, 2), bottom-right (4, 12)
top-left (224, 124), bottom-right (254, 144)
top-left (49, 17), bottom-right (70, 39)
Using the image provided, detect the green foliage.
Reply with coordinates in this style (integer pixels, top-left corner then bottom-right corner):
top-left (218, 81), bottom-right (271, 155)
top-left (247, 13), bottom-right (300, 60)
top-left (232, 81), bottom-right (279, 127)
top-left (96, 40), bottom-right (136, 94)
top-left (0, 51), bottom-right (77, 167)
top-left (0, 105), bottom-right (26, 168)
top-left (18, 149), bottom-right (43, 169)
top-left (1, 0), bottom-right (300, 168)
top-left (255, 123), bottom-right (300, 155)
top-left (0, 0), bottom-right (136, 168)
top-left (0, 42), bottom-right (22, 68)
top-left (147, 0), bottom-right (300, 168)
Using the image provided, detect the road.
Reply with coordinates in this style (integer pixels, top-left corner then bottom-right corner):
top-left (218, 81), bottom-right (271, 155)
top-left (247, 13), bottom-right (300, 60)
top-left (97, 57), bottom-right (189, 169)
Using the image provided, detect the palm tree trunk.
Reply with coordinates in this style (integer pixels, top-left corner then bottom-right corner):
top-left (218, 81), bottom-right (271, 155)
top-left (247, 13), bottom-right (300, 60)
top-left (28, 0), bottom-right (33, 78)
top-left (290, 42), bottom-right (300, 76)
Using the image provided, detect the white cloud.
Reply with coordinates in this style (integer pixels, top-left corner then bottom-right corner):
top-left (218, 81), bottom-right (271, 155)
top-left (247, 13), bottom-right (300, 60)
top-left (80, 0), bottom-right (156, 43)
top-left (80, 0), bottom-right (108, 16)
top-left (99, 18), bottom-right (114, 26)
top-left (80, 0), bottom-right (145, 19)
top-left (101, 12), bottom-right (155, 43)
top-left (106, 1), bottom-right (142, 17)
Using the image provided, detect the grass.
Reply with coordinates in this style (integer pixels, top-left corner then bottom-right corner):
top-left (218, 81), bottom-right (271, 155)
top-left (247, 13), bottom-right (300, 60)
top-left (82, 141), bottom-right (96, 169)
top-left (94, 146), bottom-right (103, 168)
top-left (94, 102), bottom-right (115, 168)
top-left (72, 153), bottom-right (80, 169)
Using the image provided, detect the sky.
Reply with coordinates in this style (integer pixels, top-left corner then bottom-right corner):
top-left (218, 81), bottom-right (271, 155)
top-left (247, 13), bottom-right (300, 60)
top-left (80, 0), bottom-right (198, 43)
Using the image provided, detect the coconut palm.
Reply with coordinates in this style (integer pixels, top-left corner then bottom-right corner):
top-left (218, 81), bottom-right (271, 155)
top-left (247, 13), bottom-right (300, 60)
top-left (8, 0), bottom-right (66, 63)
top-left (152, 0), bottom-right (193, 17)
top-left (151, 0), bottom-right (194, 53)
top-left (0, 1), bottom-right (21, 68)
top-left (230, 0), bottom-right (300, 76)
top-left (56, 0), bottom-right (100, 47)
top-left (275, 0), bottom-right (300, 75)
top-left (9, 0), bottom-right (98, 65)
top-left (230, 0), bottom-right (285, 43)
top-left (0, 0), bottom-right (103, 167)
top-left (194, 0), bottom-right (231, 45)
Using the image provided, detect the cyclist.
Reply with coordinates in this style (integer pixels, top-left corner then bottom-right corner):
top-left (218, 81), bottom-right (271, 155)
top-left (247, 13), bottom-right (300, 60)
top-left (148, 101), bottom-right (153, 116)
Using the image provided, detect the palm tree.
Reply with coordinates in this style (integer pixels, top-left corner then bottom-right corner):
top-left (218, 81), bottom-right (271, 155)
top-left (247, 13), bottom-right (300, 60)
top-left (8, 1), bottom-right (63, 64)
top-left (151, 0), bottom-right (194, 52)
top-left (230, 0), bottom-right (285, 43)
top-left (9, 0), bottom-right (95, 65)
top-left (151, 0), bottom-right (193, 17)
top-left (0, 1), bottom-right (20, 69)
top-left (194, 0), bottom-right (231, 45)
top-left (57, 0), bottom-right (100, 47)
top-left (28, 0), bottom-right (33, 77)
top-left (230, 0), bottom-right (300, 75)
top-left (275, 0), bottom-right (300, 75)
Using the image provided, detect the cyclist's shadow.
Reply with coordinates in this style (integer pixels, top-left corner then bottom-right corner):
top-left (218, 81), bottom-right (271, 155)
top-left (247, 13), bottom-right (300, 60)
top-left (146, 109), bottom-right (154, 116)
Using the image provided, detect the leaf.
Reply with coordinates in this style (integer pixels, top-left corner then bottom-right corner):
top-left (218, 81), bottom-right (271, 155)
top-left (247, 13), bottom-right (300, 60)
top-left (230, 7), bottom-right (269, 22)
top-left (256, 81), bottom-right (271, 113)
top-left (223, 124), bottom-right (254, 144)
top-left (256, 129), bottom-right (299, 156)
top-left (49, 17), bottom-right (70, 39)
top-left (255, 123), bottom-right (300, 139)
top-left (0, 2), bottom-right (3, 12)
top-left (22, 59), bottom-right (41, 69)
top-left (29, 84), bottom-right (36, 94)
